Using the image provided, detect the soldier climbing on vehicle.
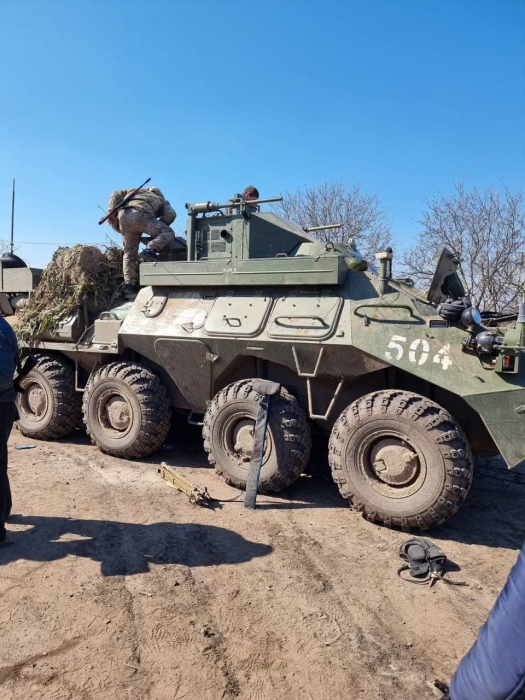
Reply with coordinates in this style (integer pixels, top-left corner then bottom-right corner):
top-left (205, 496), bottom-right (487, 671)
top-left (106, 183), bottom-right (176, 296)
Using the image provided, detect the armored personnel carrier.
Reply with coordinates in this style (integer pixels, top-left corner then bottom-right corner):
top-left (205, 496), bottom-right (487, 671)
top-left (16, 194), bottom-right (525, 529)
top-left (0, 252), bottom-right (42, 316)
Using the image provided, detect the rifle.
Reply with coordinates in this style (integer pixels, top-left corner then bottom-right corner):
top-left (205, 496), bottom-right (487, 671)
top-left (98, 177), bottom-right (151, 225)
top-left (14, 354), bottom-right (38, 394)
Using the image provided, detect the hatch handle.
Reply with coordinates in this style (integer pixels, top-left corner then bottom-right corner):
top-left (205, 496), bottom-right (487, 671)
top-left (223, 316), bottom-right (242, 327)
top-left (274, 315), bottom-right (329, 328)
top-left (353, 303), bottom-right (415, 318)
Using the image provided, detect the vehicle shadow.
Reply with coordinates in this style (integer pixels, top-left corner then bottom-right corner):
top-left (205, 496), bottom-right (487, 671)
top-left (157, 429), bottom-right (347, 511)
top-left (28, 429), bottom-right (525, 550)
top-left (427, 464), bottom-right (525, 552)
top-left (0, 515), bottom-right (272, 576)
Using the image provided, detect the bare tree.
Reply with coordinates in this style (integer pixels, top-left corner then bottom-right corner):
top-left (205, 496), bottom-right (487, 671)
top-left (272, 181), bottom-right (393, 264)
top-left (402, 181), bottom-right (525, 312)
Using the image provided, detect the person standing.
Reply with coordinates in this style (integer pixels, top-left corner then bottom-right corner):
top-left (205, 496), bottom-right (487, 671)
top-left (436, 541), bottom-right (525, 699)
top-left (107, 186), bottom-right (176, 295)
top-left (0, 316), bottom-right (19, 547)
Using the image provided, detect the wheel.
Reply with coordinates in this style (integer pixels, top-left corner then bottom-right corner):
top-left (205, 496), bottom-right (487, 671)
top-left (16, 354), bottom-right (82, 439)
top-left (203, 379), bottom-right (311, 493)
top-left (83, 362), bottom-right (171, 459)
top-left (328, 390), bottom-right (473, 529)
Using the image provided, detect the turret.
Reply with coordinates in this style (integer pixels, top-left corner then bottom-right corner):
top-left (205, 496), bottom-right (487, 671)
top-left (140, 194), bottom-right (367, 288)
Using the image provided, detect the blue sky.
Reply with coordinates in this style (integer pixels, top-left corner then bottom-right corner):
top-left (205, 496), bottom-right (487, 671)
top-left (0, 0), bottom-right (524, 269)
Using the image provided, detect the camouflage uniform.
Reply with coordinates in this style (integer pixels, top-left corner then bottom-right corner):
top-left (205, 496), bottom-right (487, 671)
top-left (108, 187), bottom-right (176, 286)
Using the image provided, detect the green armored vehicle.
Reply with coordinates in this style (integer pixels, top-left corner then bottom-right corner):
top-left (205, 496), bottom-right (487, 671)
top-left (16, 194), bottom-right (525, 529)
top-left (0, 253), bottom-right (42, 316)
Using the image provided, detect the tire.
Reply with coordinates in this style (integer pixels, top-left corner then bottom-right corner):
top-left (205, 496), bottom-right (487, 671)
top-left (16, 354), bottom-right (82, 439)
top-left (82, 362), bottom-right (171, 459)
top-left (328, 390), bottom-right (473, 529)
top-left (203, 379), bottom-right (311, 493)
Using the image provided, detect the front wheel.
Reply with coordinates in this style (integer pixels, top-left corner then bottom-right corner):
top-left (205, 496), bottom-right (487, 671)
top-left (203, 379), bottom-right (311, 493)
top-left (328, 390), bottom-right (473, 529)
top-left (82, 362), bottom-right (171, 459)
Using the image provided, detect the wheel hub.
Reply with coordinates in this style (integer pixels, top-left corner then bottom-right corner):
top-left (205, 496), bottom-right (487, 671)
top-left (371, 438), bottom-right (419, 486)
top-left (232, 420), bottom-right (254, 462)
top-left (27, 384), bottom-right (46, 416)
top-left (104, 396), bottom-right (131, 431)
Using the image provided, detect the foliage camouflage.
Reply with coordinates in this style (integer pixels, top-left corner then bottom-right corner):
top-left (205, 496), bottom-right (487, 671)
top-left (16, 245), bottom-right (124, 342)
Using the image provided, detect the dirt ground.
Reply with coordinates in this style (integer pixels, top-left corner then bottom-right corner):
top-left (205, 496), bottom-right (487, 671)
top-left (1, 424), bottom-right (524, 700)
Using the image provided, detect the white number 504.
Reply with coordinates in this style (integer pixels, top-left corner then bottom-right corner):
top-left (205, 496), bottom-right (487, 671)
top-left (385, 335), bottom-right (452, 370)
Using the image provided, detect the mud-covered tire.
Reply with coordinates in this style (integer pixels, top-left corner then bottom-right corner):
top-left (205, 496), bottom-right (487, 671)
top-left (83, 362), bottom-right (171, 459)
top-left (328, 390), bottom-right (473, 529)
top-left (203, 379), bottom-right (311, 493)
top-left (16, 353), bottom-right (82, 439)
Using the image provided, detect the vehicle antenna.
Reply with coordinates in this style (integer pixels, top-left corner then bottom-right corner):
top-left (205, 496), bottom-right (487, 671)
top-left (10, 178), bottom-right (15, 253)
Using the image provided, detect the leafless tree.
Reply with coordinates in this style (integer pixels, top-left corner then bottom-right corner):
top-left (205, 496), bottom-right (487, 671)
top-left (272, 181), bottom-right (393, 265)
top-left (402, 181), bottom-right (525, 312)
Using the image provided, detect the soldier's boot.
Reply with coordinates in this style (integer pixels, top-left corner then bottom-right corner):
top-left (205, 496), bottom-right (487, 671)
top-left (138, 249), bottom-right (160, 262)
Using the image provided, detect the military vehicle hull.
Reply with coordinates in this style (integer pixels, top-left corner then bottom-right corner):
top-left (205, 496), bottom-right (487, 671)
top-left (15, 197), bottom-right (525, 529)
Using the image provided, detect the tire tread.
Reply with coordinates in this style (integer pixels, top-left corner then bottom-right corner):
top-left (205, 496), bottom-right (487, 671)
top-left (328, 390), bottom-right (473, 529)
top-left (203, 379), bottom-right (311, 493)
top-left (17, 353), bottom-right (82, 439)
top-left (82, 361), bottom-right (170, 459)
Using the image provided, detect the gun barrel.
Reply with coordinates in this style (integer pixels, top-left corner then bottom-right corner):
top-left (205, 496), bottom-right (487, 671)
top-left (215, 196), bottom-right (283, 209)
top-left (186, 196), bottom-right (283, 215)
top-left (304, 223), bottom-right (342, 232)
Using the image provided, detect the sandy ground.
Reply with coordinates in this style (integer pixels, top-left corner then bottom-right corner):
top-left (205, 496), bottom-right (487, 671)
top-left (1, 424), bottom-right (524, 700)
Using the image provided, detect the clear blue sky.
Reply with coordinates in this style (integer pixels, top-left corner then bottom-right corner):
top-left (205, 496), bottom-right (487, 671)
top-left (0, 0), bottom-right (524, 269)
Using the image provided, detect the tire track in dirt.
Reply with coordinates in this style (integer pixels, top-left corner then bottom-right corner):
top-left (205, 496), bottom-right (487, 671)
top-left (4, 433), bottom-right (523, 700)
top-left (0, 636), bottom-right (82, 684)
top-left (83, 454), bottom-right (156, 699)
top-left (261, 509), bottom-right (465, 699)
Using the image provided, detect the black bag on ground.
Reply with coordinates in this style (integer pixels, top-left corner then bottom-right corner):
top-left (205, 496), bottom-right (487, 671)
top-left (398, 538), bottom-right (447, 583)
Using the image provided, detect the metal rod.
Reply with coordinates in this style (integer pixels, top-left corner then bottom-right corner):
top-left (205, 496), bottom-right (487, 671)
top-left (10, 179), bottom-right (15, 253)
top-left (303, 223), bottom-right (342, 232)
top-left (185, 196), bottom-right (283, 215)
top-left (220, 196), bottom-right (282, 207)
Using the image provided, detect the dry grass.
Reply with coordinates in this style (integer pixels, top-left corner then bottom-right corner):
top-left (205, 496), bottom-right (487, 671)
top-left (16, 244), bottom-right (124, 342)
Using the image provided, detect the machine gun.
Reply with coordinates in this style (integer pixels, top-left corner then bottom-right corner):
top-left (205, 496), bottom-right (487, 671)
top-left (185, 195), bottom-right (283, 215)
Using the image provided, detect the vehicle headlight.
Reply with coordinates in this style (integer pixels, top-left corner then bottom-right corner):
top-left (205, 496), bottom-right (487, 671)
top-left (461, 306), bottom-right (482, 330)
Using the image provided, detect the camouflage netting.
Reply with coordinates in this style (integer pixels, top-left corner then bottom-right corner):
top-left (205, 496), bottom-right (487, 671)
top-left (16, 244), bottom-right (125, 342)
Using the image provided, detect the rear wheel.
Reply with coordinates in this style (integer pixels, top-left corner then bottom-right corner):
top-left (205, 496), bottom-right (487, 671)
top-left (82, 362), bottom-right (171, 459)
top-left (203, 379), bottom-right (311, 493)
top-left (16, 354), bottom-right (82, 439)
top-left (328, 390), bottom-right (473, 529)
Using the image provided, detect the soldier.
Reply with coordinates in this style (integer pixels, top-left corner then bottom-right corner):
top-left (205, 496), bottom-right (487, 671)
top-left (243, 185), bottom-right (260, 212)
top-left (229, 186), bottom-right (260, 215)
top-left (107, 186), bottom-right (176, 295)
top-left (0, 316), bottom-right (18, 548)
